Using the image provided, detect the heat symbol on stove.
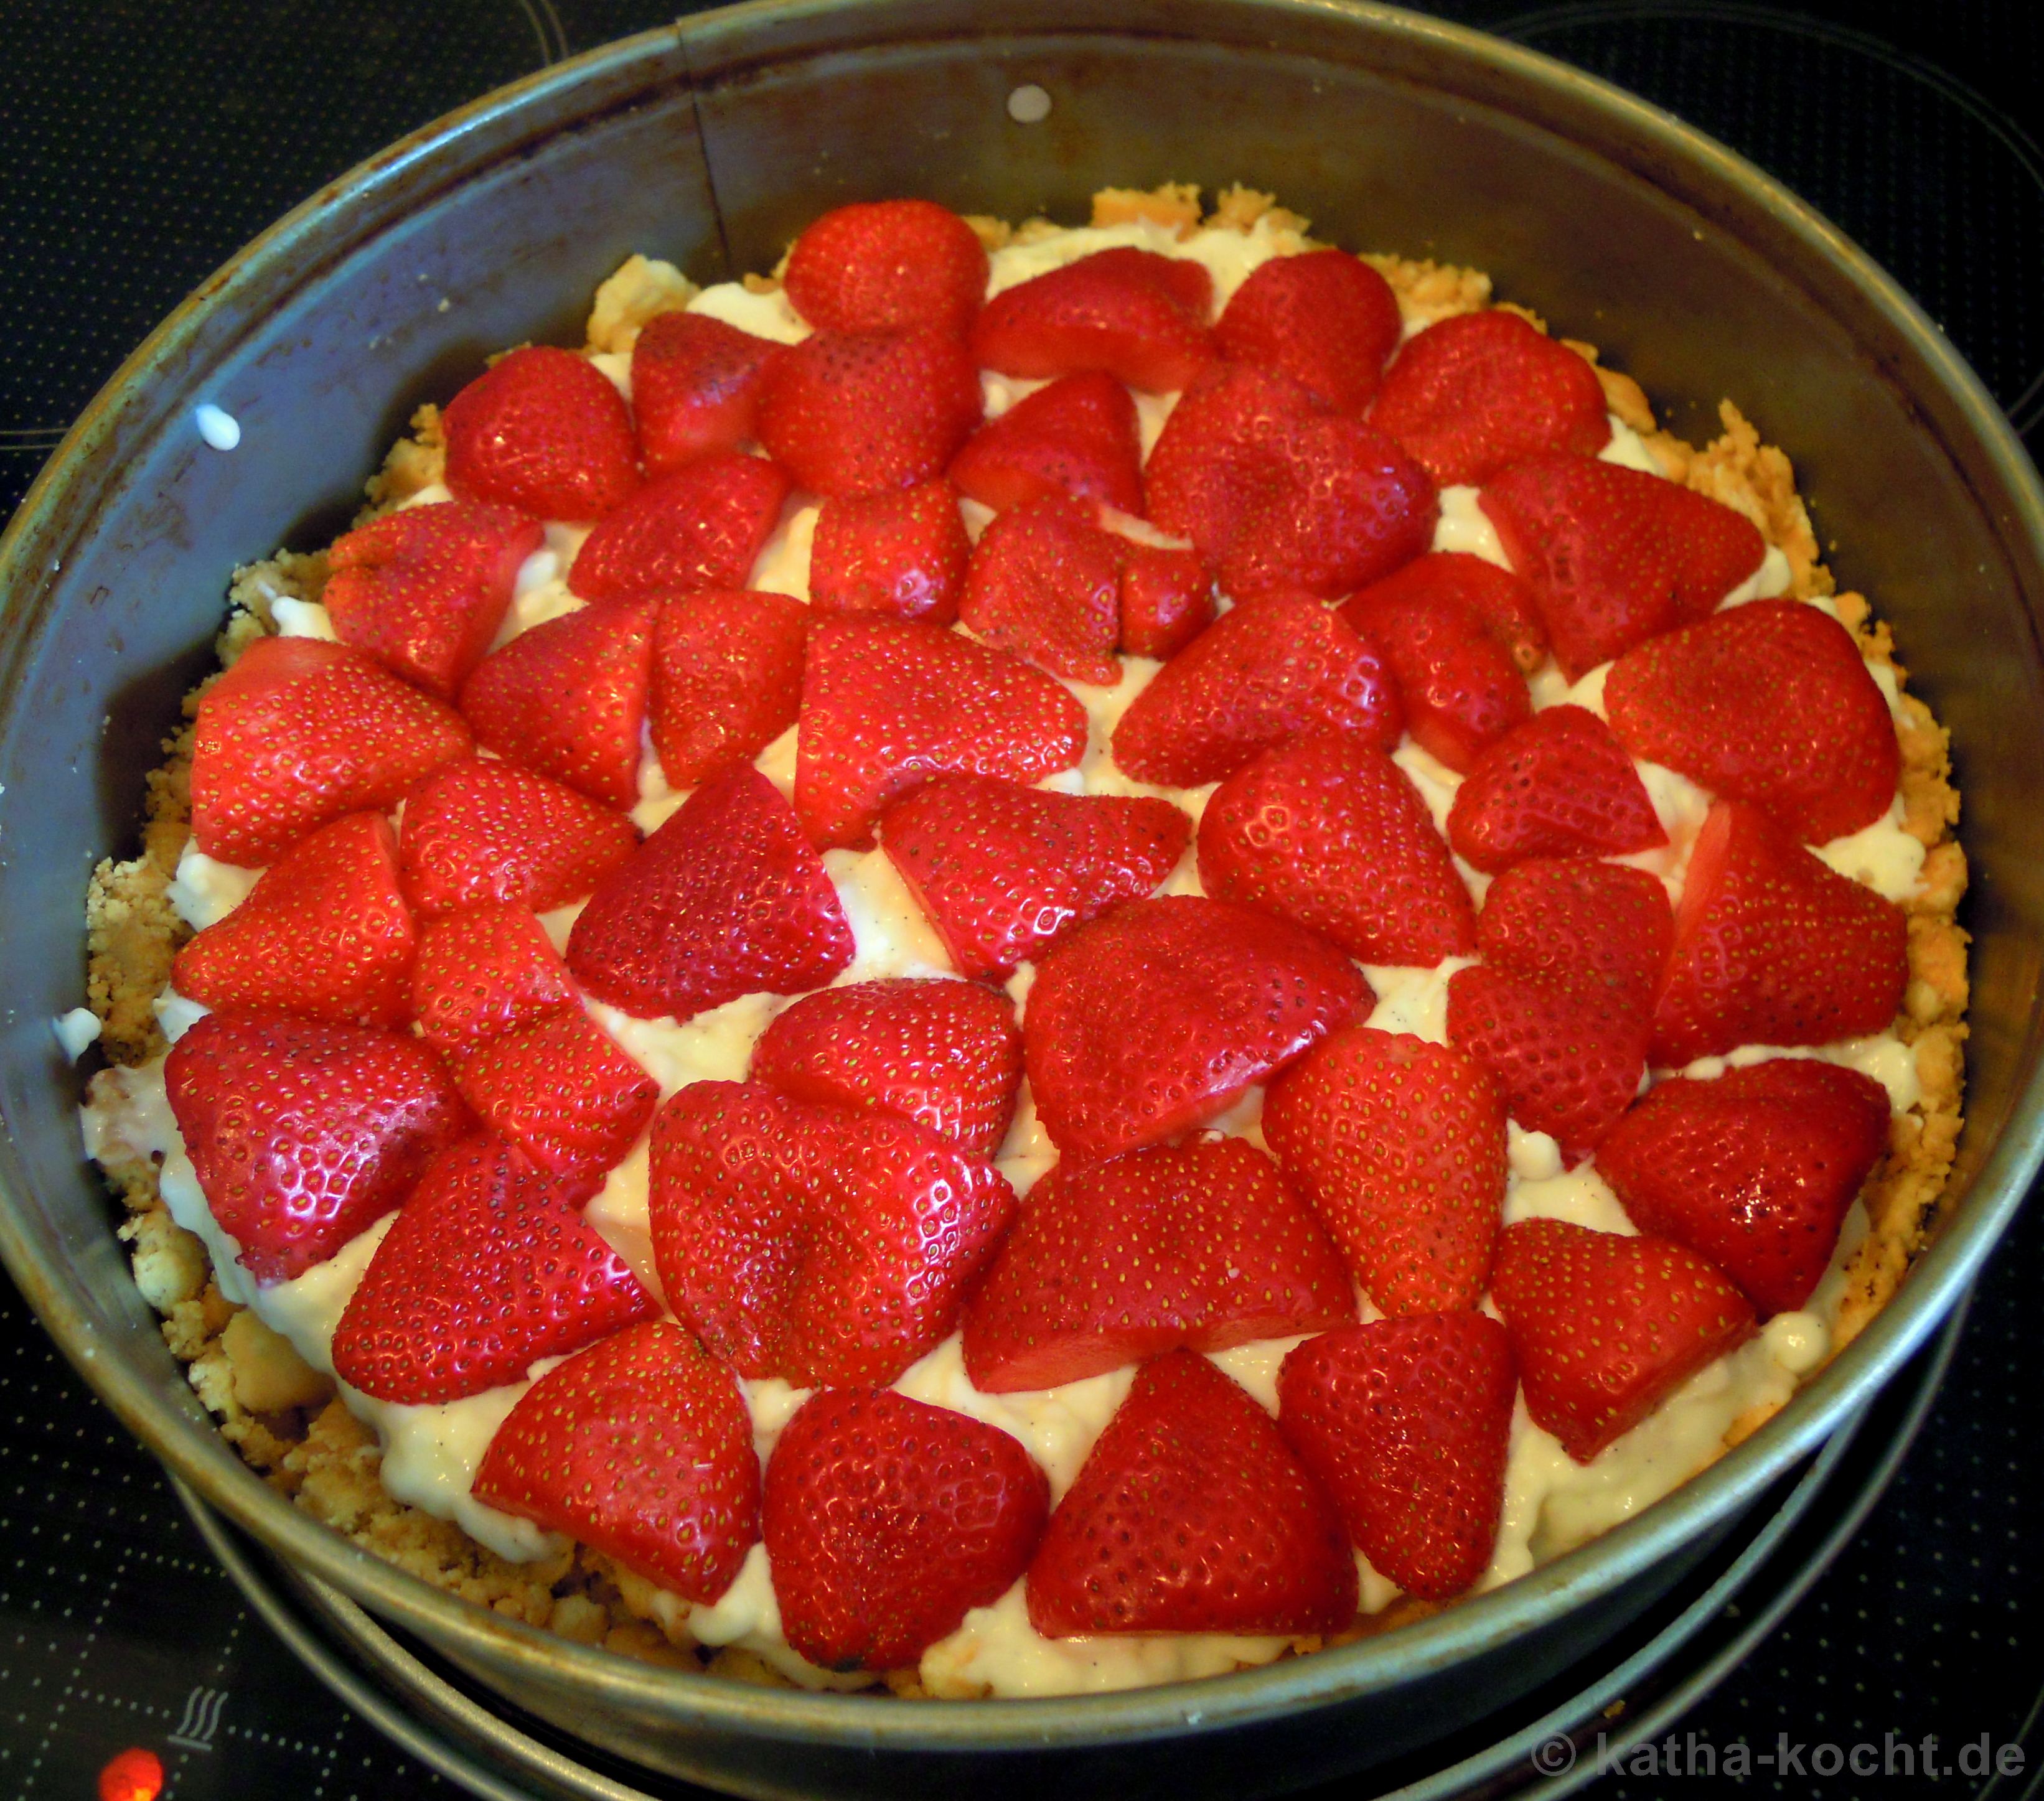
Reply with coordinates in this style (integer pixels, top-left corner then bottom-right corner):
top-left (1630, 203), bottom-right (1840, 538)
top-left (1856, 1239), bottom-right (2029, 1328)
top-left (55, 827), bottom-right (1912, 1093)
top-left (167, 1683), bottom-right (228, 1752)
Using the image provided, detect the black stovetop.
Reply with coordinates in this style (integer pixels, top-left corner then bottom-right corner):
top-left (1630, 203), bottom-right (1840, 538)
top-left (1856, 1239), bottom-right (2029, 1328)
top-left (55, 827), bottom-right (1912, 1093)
top-left (4, 4), bottom-right (2041, 1797)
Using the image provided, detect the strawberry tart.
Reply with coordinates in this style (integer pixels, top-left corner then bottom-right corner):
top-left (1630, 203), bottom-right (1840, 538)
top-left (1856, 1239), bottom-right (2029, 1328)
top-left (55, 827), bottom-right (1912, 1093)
top-left (76, 181), bottom-right (1968, 1700)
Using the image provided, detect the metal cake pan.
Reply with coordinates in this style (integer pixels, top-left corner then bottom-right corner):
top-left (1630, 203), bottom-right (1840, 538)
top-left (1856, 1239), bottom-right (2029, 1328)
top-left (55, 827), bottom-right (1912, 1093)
top-left (2, 1), bottom-right (2040, 1795)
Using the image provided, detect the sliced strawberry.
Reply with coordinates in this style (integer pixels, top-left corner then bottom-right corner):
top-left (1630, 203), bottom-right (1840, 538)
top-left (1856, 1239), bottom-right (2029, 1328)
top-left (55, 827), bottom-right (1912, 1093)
top-left (398, 754), bottom-right (639, 918)
top-left (1027, 1349), bottom-right (1357, 1636)
top-left (331, 1136), bottom-right (655, 1403)
top-left (949, 372), bottom-right (1145, 517)
top-left (1446, 704), bottom-right (1666, 872)
top-left (164, 1008), bottom-right (472, 1283)
top-left (756, 328), bottom-right (983, 498)
top-left (1109, 591), bottom-right (1402, 787)
top-left (1377, 549), bottom-right (1549, 673)
top-left (970, 247), bottom-right (1216, 393)
top-left (323, 499), bottom-right (543, 699)
top-left (1277, 1314), bottom-right (1516, 1599)
top-left (174, 812), bottom-right (416, 1027)
top-left (1606, 599), bottom-right (1899, 844)
top-left (959, 493), bottom-right (1123, 685)
top-left (473, 1319), bottom-right (759, 1605)
top-left (1024, 895), bottom-right (1370, 1164)
top-left (565, 764), bottom-right (853, 1020)
top-left (764, 1389), bottom-right (1047, 1670)
top-left (631, 311), bottom-right (783, 474)
top-left (783, 199), bottom-right (990, 337)
top-left (961, 1135), bottom-right (1355, 1392)
top-left (443, 344), bottom-right (639, 520)
top-left (459, 597), bottom-right (655, 809)
top-left (1214, 248), bottom-right (1402, 412)
top-left (1117, 543), bottom-right (1215, 660)
top-left (878, 775), bottom-right (1190, 978)
top-left (1198, 736), bottom-right (1476, 965)
top-left (750, 976), bottom-right (1023, 1156)
top-left (570, 454), bottom-right (792, 604)
top-left (649, 1079), bottom-right (1017, 1386)
top-left (1477, 858), bottom-right (1674, 1016)
top-left (410, 903), bottom-right (578, 1056)
top-left (1491, 1218), bottom-right (1756, 1462)
top-left (794, 615), bottom-right (1087, 849)
top-left (1653, 801), bottom-right (1907, 1065)
top-left (1366, 309), bottom-right (1611, 487)
top-left (809, 479), bottom-right (971, 623)
top-left (190, 636), bottom-right (471, 866)
top-left (649, 588), bottom-right (808, 785)
top-left (1481, 455), bottom-right (1767, 681)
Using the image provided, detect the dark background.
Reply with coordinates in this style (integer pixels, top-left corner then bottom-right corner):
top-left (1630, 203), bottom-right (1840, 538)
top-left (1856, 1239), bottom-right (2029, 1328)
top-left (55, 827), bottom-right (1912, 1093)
top-left (2, 2), bottom-right (2040, 1796)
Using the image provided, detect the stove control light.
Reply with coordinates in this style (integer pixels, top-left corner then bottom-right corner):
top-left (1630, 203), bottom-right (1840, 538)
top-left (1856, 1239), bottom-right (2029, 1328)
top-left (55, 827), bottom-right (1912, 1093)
top-left (98, 1747), bottom-right (165, 1801)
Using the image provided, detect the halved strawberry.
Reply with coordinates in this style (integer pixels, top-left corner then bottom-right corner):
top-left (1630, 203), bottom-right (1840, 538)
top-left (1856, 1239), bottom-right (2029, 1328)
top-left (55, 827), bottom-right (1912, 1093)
top-left (1117, 543), bottom-right (1215, 660)
top-left (164, 1008), bottom-right (472, 1283)
top-left (1027, 1349), bottom-right (1357, 1636)
top-left (649, 1079), bottom-right (1017, 1386)
top-left (331, 1136), bottom-right (655, 1403)
top-left (443, 344), bottom-right (639, 520)
top-left (649, 588), bottom-right (809, 785)
top-left (323, 500), bottom-right (543, 698)
top-left (1606, 599), bottom-right (1899, 844)
top-left (809, 479), bottom-right (971, 623)
top-left (1375, 548), bottom-right (1549, 673)
top-left (961, 1134), bottom-right (1354, 1392)
top-left (1491, 1218), bottom-right (1756, 1462)
top-left (756, 328), bottom-right (983, 497)
top-left (764, 1389), bottom-right (1047, 1671)
top-left (1476, 858), bottom-right (1674, 1016)
top-left (878, 775), bottom-right (1190, 978)
top-left (1277, 1314), bottom-right (1516, 1599)
top-left (410, 903), bottom-right (578, 1056)
top-left (1024, 896), bottom-right (1370, 1164)
top-left (794, 615), bottom-right (1087, 849)
top-left (970, 247), bottom-right (1215, 393)
top-left (1198, 736), bottom-right (1476, 965)
top-left (190, 636), bottom-right (471, 866)
top-left (459, 597), bottom-right (655, 809)
top-left (1263, 1027), bottom-right (1506, 1314)
top-left (566, 764), bottom-right (854, 1019)
top-left (959, 493), bottom-right (1123, 685)
top-left (751, 976), bottom-right (1022, 1156)
top-left (631, 311), bottom-right (783, 474)
top-left (949, 372), bottom-right (1145, 517)
top-left (473, 1319), bottom-right (759, 1605)
top-left (1652, 801), bottom-right (1907, 1065)
top-left (173, 812), bottom-right (416, 1027)
top-left (1446, 704), bottom-right (1666, 872)
top-left (1214, 248), bottom-right (1402, 412)
top-left (570, 455), bottom-right (792, 603)
top-left (783, 199), bottom-right (990, 337)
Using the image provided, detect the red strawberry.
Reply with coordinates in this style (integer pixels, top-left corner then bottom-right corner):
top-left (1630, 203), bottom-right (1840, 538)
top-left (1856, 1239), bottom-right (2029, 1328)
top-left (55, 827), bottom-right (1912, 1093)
top-left (323, 500), bottom-right (543, 698)
top-left (1605, 599), bottom-right (1900, 844)
top-left (1024, 896), bottom-right (1370, 1163)
top-left (473, 1319), bottom-right (759, 1604)
top-left (1277, 1314), bottom-right (1516, 1599)
top-left (1263, 1027), bottom-right (1506, 1314)
top-left (794, 616), bottom-right (1087, 849)
top-left (566, 764), bottom-right (853, 1019)
top-left (164, 1008), bottom-right (472, 1283)
top-left (1214, 248), bottom-right (1402, 412)
top-left (331, 1136), bottom-right (655, 1403)
top-left (756, 328), bottom-right (983, 497)
top-left (1446, 704), bottom-right (1666, 872)
top-left (949, 372), bottom-right (1145, 517)
top-left (410, 903), bottom-right (578, 1056)
top-left (397, 754), bottom-right (639, 917)
top-left (764, 1389), bottom-right (1047, 1670)
top-left (631, 311), bottom-right (782, 474)
top-left (443, 345), bottom-right (639, 520)
top-left (1026, 1349), bottom-right (1357, 1635)
top-left (809, 479), bottom-right (970, 623)
top-left (1117, 543), bottom-right (1215, 660)
top-left (1481, 456), bottom-right (1767, 681)
top-left (1366, 309), bottom-right (1611, 487)
top-left (459, 597), bottom-right (654, 809)
top-left (649, 1080), bottom-right (1017, 1386)
top-left (174, 813), bottom-right (416, 1027)
top-left (879, 775), bottom-right (1190, 978)
top-left (970, 248), bottom-right (1216, 393)
top-left (1477, 858), bottom-right (1674, 1015)
top-left (959, 494), bottom-right (1123, 685)
top-left (1652, 801), bottom-right (1907, 1065)
top-left (961, 1135), bottom-right (1355, 1392)
top-left (1109, 592), bottom-right (1402, 787)
top-left (783, 199), bottom-right (990, 337)
top-left (1339, 573), bottom-right (1531, 773)
top-left (751, 977), bottom-right (1023, 1156)
top-left (1198, 736), bottom-right (1476, 965)
top-left (1367, 549), bottom-right (1550, 673)
top-left (570, 455), bottom-right (792, 604)
top-left (190, 636), bottom-right (471, 866)
top-left (649, 588), bottom-right (808, 785)
top-left (1491, 1218), bottom-right (1756, 1462)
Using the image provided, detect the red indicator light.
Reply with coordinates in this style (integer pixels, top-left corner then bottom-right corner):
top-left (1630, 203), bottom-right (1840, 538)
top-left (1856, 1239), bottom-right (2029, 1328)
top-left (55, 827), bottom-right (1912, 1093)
top-left (98, 1746), bottom-right (166, 1801)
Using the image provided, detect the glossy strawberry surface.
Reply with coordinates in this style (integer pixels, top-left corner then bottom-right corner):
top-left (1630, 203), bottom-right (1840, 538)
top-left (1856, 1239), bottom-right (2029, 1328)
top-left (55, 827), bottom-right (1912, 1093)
top-left (443, 344), bottom-right (639, 520)
top-left (970, 247), bottom-right (1216, 393)
top-left (949, 370), bottom-right (1145, 517)
top-left (1446, 704), bottom-right (1666, 872)
top-left (784, 199), bottom-right (989, 337)
top-left (809, 480), bottom-right (972, 623)
top-left (757, 327), bottom-right (983, 497)
top-left (649, 587), bottom-right (809, 785)
top-left (1214, 248), bottom-right (1403, 411)
top-left (959, 493), bottom-right (1124, 685)
top-left (570, 454), bottom-right (792, 603)
top-left (410, 902), bottom-right (578, 1056)
top-left (631, 311), bottom-right (783, 473)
